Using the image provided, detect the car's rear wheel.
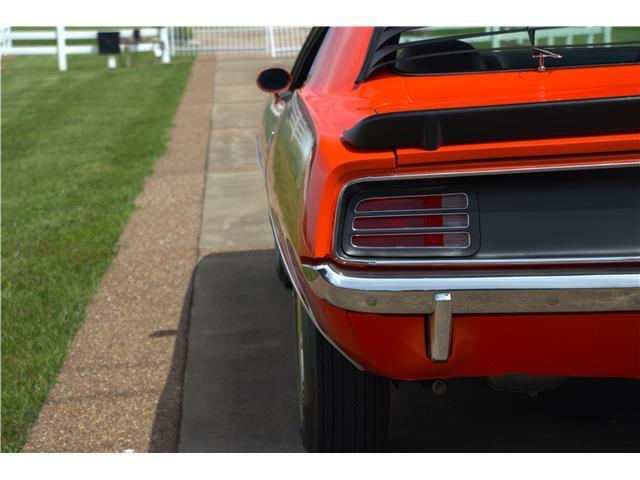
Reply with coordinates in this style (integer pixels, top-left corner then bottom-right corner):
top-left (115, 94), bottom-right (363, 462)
top-left (293, 292), bottom-right (390, 452)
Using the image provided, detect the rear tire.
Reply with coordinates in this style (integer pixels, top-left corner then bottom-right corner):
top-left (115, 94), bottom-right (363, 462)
top-left (293, 293), bottom-right (390, 452)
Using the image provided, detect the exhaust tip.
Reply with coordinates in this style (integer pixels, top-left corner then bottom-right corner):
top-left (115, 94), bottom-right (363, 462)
top-left (432, 379), bottom-right (448, 395)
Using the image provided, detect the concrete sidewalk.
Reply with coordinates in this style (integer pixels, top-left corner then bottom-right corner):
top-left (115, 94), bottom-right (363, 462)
top-left (199, 56), bottom-right (294, 254)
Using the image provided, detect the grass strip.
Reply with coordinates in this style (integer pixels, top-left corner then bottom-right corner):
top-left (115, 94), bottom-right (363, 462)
top-left (1, 52), bottom-right (194, 452)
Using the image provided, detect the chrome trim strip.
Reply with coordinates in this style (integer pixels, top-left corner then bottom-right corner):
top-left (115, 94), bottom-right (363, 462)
top-left (267, 212), bottom-right (364, 370)
top-left (351, 213), bottom-right (469, 231)
top-left (333, 161), bottom-right (640, 266)
top-left (350, 232), bottom-right (471, 249)
top-left (336, 255), bottom-right (640, 266)
top-left (255, 135), bottom-right (265, 179)
top-left (302, 262), bottom-right (640, 315)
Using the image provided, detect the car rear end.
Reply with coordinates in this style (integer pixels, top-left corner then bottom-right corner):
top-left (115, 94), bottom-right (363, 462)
top-left (295, 27), bottom-right (640, 382)
top-left (271, 26), bottom-right (640, 451)
top-left (306, 163), bottom-right (640, 380)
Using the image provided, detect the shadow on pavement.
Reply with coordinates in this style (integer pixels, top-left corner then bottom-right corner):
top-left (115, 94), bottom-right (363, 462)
top-left (176, 250), bottom-right (640, 452)
top-left (389, 377), bottom-right (640, 452)
top-left (148, 269), bottom-right (195, 452)
top-left (178, 251), bottom-right (303, 452)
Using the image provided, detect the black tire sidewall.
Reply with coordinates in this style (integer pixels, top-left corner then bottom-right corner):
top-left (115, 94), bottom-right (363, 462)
top-left (294, 293), bottom-right (320, 451)
top-left (293, 292), bottom-right (390, 452)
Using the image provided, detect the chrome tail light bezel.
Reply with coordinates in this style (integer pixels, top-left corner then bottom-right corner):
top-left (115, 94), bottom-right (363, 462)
top-left (338, 184), bottom-right (481, 259)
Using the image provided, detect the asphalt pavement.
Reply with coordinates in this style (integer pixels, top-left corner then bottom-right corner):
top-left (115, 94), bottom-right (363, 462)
top-left (179, 251), bottom-right (640, 452)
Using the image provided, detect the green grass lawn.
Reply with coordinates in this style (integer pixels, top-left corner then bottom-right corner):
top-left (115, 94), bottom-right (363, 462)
top-left (1, 52), bottom-right (194, 452)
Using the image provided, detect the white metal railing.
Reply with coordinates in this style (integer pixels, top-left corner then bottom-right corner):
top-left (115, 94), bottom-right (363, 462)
top-left (1, 27), bottom-right (171, 71)
top-left (486, 27), bottom-right (612, 48)
top-left (0, 25), bottom-right (11, 53)
top-left (169, 26), bottom-right (310, 57)
top-left (401, 27), bottom-right (614, 48)
top-left (6, 27), bottom-right (613, 69)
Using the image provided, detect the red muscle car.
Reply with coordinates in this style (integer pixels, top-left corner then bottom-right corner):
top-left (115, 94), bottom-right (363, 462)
top-left (256, 27), bottom-right (640, 452)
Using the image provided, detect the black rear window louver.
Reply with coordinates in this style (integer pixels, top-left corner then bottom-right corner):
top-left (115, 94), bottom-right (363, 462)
top-left (356, 27), bottom-right (555, 83)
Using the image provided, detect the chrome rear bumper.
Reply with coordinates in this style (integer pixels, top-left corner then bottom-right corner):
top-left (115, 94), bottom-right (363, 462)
top-left (301, 263), bottom-right (640, 361)
top-left (302, 263), bottom-right (640, 315)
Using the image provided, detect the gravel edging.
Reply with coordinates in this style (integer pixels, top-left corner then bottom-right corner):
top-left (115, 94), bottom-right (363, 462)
top-left (23, 56), bottom-right (215, 453)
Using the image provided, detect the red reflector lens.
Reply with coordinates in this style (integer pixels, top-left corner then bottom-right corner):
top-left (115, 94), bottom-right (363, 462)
top-left (351, 232), bottom-right (470, 248)
top-left (353, 213), bottom-right (468, 230)
top-left (356, 193), bottom-right (467, 212)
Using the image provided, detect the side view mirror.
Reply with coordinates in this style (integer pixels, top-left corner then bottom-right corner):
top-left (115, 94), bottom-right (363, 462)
top-left (256, 68), bottom-right (292, 94)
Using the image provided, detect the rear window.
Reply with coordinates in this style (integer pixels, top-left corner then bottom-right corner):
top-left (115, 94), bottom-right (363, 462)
top-left (370, 27), bottom-right (640, 77)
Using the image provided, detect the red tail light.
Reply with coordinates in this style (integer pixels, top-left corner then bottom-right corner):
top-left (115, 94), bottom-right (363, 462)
top-left (353, 213), bottom-right (468, 230)
top-left (355, 193), bottom-right (468, 212)
top-left (341, 191), bottom-right (477, 258)
top-left (351, 232), bottom-right (470, 248)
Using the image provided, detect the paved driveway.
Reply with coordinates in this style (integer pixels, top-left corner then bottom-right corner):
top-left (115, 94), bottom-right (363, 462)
top-left (183, 57), bottom-right (639, 453)
top-left (178, 251), bottom-right (640, 452)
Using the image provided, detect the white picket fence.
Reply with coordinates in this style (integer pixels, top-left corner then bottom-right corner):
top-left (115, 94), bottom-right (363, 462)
top-left (0, 26), bottom-right (170, 71)
top-left (168, 27), bottom-right (310, 57)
